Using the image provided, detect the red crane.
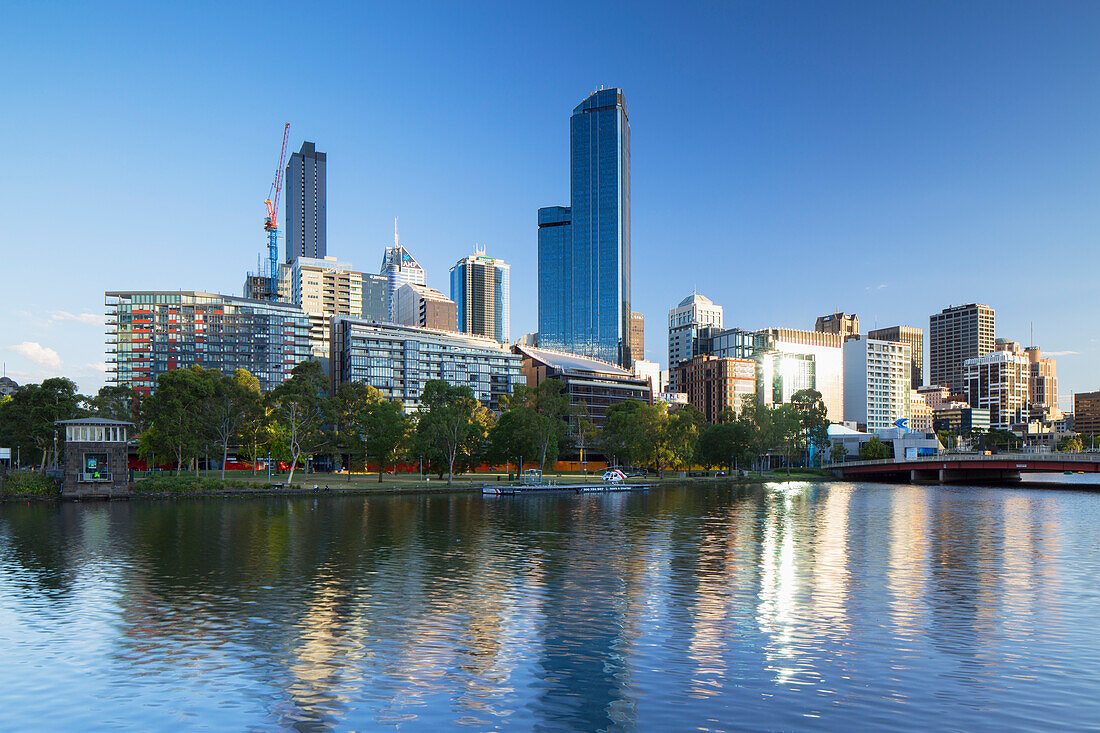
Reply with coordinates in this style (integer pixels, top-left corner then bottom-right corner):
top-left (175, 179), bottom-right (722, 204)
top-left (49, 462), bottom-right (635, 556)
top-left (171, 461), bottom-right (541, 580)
top-left (264, 123), bottom-right (290, 300)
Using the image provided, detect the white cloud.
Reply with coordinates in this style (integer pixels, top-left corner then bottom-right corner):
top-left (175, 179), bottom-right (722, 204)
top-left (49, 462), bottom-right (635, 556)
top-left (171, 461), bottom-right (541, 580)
top-left (50, 311), bottom-right (102, 325)
top-left (1045, 350), bottom-right (1078, 357)
top-left (11, 342), bottom-right (62, 370)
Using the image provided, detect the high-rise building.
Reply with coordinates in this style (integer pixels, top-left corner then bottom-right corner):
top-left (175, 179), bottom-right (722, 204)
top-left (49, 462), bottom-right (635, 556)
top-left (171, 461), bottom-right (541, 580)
top-left (285, 142), bottom-right (327, 263)
top-left (1025, 346), bottom-right (1058, 411)
top-left (105, 291), bottom-right (310, 395)
top-left (1074, 392), bottom-right (1100, 437)
top-left (331, 319), bottom-right (524, 411)
top-left (929, 303), bottom-right (995, 396)
top-left (964, 350), bottom-right (1030, 429)
top-left (815, 312), bottom-right (859, 338)
top-left (628, 312), bottom-right (644, 366)
top-left (290, 256), bottom-right (387, 360)
top-left (843, 336), bottom-right (912, 431)
top-left (675, 354), bottom-right (756, 423)
top-left (868, 325), bottom-right (924, 387)
top-left (380, 243), bottom-right (426, 322)
top-left (910, 389), bottom-right (933, 433)
top-left (668, 293), bottom-right (723, 386)
top-left (395, 283), bottom-right (456, 332)
top-left (916, 384), bottom-right (951, 411)
top-left (759, 328), bottom-right (844, 422)
top-left (538, 88), bottom-right (631, 366)
top-left (243, 262), bottom-right (291, 302)
top-left (450, 249), bottom-right (510, 344)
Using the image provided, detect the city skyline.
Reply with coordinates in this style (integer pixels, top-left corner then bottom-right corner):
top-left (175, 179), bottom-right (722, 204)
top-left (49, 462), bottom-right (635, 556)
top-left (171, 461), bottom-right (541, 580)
top-left (2, 3), bottom-right (1097, 407)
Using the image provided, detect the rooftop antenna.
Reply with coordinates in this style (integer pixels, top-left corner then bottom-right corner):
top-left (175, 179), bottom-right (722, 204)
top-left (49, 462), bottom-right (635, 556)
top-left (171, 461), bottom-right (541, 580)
top-left (1030, 321), bottom-right (1034, 347)
top-left (394, 217), bottom-right (399, 248)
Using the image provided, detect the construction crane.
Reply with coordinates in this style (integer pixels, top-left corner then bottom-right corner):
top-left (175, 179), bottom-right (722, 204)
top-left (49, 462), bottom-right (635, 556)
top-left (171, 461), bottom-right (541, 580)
top-left (264, 123), bottom-right (291, 301)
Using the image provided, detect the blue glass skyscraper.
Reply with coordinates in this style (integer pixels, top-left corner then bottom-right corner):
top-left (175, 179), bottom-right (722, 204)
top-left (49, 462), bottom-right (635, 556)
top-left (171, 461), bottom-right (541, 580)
top-left (538, 88), bottom-right (631, 366)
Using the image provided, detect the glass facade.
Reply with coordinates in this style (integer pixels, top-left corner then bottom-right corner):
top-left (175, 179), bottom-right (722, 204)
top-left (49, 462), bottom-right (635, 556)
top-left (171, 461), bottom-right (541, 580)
top-left (538, 88), bottom-right (631, 366)
top-left (380, 246), bottom-right (426, 322)
top-left (106, 291), bottom-right (311, 394)
top-left (450, 251), bottom-right (511, 344)
top-left (332, 318), bottom-right (524, 411)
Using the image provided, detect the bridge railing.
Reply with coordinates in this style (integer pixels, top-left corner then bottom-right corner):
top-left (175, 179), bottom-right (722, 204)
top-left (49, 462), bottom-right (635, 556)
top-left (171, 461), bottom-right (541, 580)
top-left (824, 452), bottom-right (1100, 469)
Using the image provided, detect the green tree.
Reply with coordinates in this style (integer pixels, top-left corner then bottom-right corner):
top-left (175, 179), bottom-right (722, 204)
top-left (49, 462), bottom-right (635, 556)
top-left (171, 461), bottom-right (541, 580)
top-left (336, 381), bottom-right (383, 474)
top-left (270, 361), bottom-right (334, 486)
top-left (487, 399), bottom-right (542, 474)
top-left (498, 380), bottom-right (571, 474)
top-left (600, 399), bottom-right (648, 467)
top-left (571, 401), bottom-right (599, 472)
top-left (207, 369), bottom-right (261, 480)
top-left (415, 380), bottom-right (490, 486)
top-left (1058, 435), bottom-right (1083, 453)
top-left (140, 367), bottom-right (215, 475)
top-left (363, 399), bottom-right (412, 482)
top-left (90, 385), bottom-right (141, 427)
top-left (0, 377), bottom-right (87, 469)
top-left (859, 436), bottom-right (891, 460)
top-left (697, 420), bottom-right (754, 473)
top-left (829, 442), bottom-right (848, 463)
top-left (790, 389), bottom-right (830, 466)
top-left (664, 406), bottom-right (702, 475)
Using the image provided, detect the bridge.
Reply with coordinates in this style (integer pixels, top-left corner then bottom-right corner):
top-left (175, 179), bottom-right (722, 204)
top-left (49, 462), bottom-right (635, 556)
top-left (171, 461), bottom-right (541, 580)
top-left (825, 453), bottom-right (1100, 484)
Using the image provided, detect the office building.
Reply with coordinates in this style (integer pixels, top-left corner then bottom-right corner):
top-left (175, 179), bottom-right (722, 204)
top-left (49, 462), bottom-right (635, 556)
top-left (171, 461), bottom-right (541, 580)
top-left (628, 312), bottom-right (644, 366)
top-left (674, 354), bottom-right (756, 423)
top-left (631, 359), bottom-right (662, 397)
top-left (331, 319), bottom-right (523, 410)
top-left (910, 389), bottom-right (933, 433)
top-left (868, 325), bottom-right (924, 387)
top-left (243, 261), bottom-right (291, 302)
top-left (381, 244), bottom-right (426, 322)
top-left (759, 328), bottom-right (844, 422)
top-left (1074, 392), bottom-right (1100, 437)
top-left (105, 291), bottom-right (310, 395)
top-left (916, 384), bottom-right (951, 412)
top-left (538, 88), bottom-right (631, 366)
top-left (1026, 346), bottom-right (1058, 411)
top-left (395, 283), bottom-right (456, 332)
top-left (514, 344), bottom-right (650, 431)
top-left (816, 312), bottom-right (859, 338)
top-left (450, 249), bottom-right (510, 344)
top-left (291, 256), bottom-right (387, 360)
top-left (933, 404), bottom-right (991, 435)
top-left (667, 293), bottom-right (723, 387)
top-left (964, 349), bottom-right (1030, 429)
top-left (843, 336), bottom-right (912, 432)
top-left (930, 303), bottom-right (995, 396)
top-left (285, 142), bottom-right (326, 263)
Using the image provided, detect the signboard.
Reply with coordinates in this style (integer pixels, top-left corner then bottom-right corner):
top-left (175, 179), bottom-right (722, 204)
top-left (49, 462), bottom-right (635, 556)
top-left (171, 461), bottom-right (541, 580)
top-left (0, 448), bottom-right (9, 460)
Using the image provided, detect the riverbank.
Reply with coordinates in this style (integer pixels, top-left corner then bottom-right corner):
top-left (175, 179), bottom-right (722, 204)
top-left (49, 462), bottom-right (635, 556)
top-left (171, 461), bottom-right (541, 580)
top-left (0, 469), bottom-right (838, 502)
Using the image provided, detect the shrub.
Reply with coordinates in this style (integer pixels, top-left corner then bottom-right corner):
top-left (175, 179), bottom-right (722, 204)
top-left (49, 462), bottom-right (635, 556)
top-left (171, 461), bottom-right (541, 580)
top-left (1, 470), bottom-right (61, 497)
top-left (131, 475), bottom-right (255, 494)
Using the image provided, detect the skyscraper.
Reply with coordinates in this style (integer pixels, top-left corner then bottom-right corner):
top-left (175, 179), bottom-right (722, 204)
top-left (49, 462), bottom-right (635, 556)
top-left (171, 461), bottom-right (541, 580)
top-left (929, 303), bottom-right (995, 395)
top-left (380, 234), bottom-right (426, 322)
top-left (450, 248), bottom-right (511, 344)
top-left (538, 88), bottom-right (631, 366)
top-left (285, 142), bottom-right (327, 263)
top-left (868, 325), bottom-right (924, 387)
top-left (667, 293), bottom-right (723, 390)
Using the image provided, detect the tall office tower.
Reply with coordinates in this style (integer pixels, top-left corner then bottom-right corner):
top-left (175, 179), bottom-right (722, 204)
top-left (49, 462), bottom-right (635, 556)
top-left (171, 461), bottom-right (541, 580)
top-left (538, 88), bottom-right (631, 366)
top-left (628, 312), bottom-right (644, 365)
top-left (105, 291), bottom-right (310, 395)
top-left (285, 142), bottom-right (327, 263)
top-left (667, 293), bottom-right (724, 390)
top-left (815, 312), bottom-right (859, 338)
top-left (291, 256), bottom-right (386, 360)
top-left (868, 325), bottom-right (924, 387)
top-left (843, 336), bottom-right (912, 431)
top-left (1074, 392), bottom-right (1100, 438)
top-left (381, 242), bottom-right (426, 322)
top-left (395, 283), bottom-right (457, 332)
top-left (964, 349), bottom-right (1030, 429)
top-left (1025, 346), bottom-right (1057, 412)
top-left (929, 303), bottom-right (995, 396)
top-left (450, 248), bottom-right (510, 344)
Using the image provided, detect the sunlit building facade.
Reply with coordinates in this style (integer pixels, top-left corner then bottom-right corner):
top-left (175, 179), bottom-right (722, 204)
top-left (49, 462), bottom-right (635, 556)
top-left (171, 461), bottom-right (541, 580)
top-left (105, 290), bottom-right (310, 395)
top-left (450, 249), bottom-right (510, 344)
top-left (843, 336), bottom-right (912, 431)
top-left (964, 350), bottom-right (1030, 429)
top-left (930, 303), bottom-right (995, 396)
top-left (381, 245), bottom-right (426, 322)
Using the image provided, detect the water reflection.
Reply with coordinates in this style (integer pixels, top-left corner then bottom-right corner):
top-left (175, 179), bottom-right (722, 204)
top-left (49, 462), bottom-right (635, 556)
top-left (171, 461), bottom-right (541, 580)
top-left (0, 483), bottom-right (1097, 730)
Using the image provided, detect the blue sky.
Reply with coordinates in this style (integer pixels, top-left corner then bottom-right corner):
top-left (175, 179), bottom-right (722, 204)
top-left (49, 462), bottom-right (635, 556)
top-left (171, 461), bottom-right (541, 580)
top-left (2, 1), bottom-right (1097, 408)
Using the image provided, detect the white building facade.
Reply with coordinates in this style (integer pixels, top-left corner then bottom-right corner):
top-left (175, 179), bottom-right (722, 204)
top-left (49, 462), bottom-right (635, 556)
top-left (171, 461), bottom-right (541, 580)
top-left (667, 293), bottom-right (723, 389)
top-left (843, 336), bottom-right (912, 431)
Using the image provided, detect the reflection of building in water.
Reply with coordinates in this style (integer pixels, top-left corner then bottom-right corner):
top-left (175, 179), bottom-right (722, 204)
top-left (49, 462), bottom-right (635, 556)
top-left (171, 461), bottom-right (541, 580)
top-left (811, 484), bottom-right (852, 638)
top-left (887, 489), bottom-right (931, 637)
top-left (1000, 494), bottom-right (1058, 616)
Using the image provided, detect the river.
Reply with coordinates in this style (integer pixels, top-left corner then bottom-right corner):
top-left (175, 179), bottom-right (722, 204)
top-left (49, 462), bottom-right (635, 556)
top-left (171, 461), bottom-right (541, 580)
top-left (1, 480), bottom-right (1098, 731)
